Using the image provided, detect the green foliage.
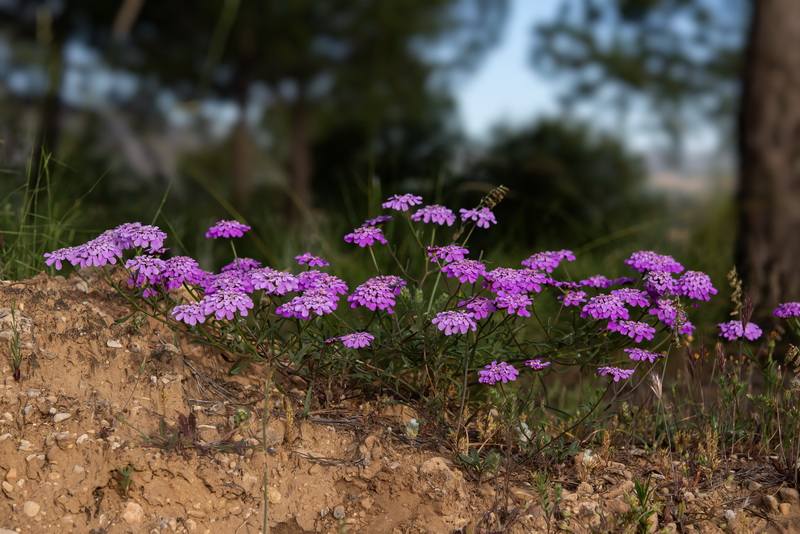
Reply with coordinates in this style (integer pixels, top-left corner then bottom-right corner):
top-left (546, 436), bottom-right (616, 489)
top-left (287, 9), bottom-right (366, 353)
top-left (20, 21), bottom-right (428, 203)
top-left (457, 446), bottom-right (501, 483)
top-left (458, 118), bottom-right (661, 250)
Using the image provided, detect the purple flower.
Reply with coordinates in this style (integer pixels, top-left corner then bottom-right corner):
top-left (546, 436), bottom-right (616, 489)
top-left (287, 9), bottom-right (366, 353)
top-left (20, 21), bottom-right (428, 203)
top-left (221, 258), bottom-right (262, 272)
top-left (648, 297), bottom-right (680, 323)
top-left (441, 259), bottom-right (486, 284)
top-left (611, 288), bottom-right (650, 308)
top-left (580, 275), bottom-right (614, 289)
top-left (478, 361), bottom-right (519, 385)
top-left (458, 297), bottom-right (497, 320)
top-left (276, 288), bottom-right (339, 319)
top-left (43, 247), bottom-right (73, 270)
top-left (643, 271), bottom-right (676, 298)
top-left (411, 205), bottom-right (456, 226)
top-left (718, 320), bottom-right (763, 341)
top-left (382, 193), bottom-right (423, 212)
top-left (249, 268), bottom-right (299, 295)
top-left (295, 271), bottom-right (348, 295)
top-left (202, 270), bottom-right (255, 295)
top-left (338, 332), bottom-right (375, 349)
top-left (116, 223), bottom-right (167, 252)
top-left (171, 301), bottom-right (208, 326)
top-left (348, 275), bottom-right (406, 314)
top-left (126, 255), bottom-right (167, 287)
top-left (295, 252), bottom-right (329, 267)
top-left (598, 366), bottom-right (635, 382)
top-left (161, 256), bottom-right (205, 290)
top-left (624, 348), bottom-right (663, 363)
top-left (525, 359), bottom-right (551, 371)
top-left (581, 294), bottom-right (630, 321)
top-left (495, 291), bottom-right (533, 317)
top-left (625, 251), bottom-right (684, 274)
top-left (69, 231), bottom-right (124, 268)
top-left (521, 250), bottom-right (576, 273)
top-left (559, 290), bottom-right (588, 307)
top-left (343, 226), bottom-right (388, 247)
top-left (427, 245), bottom-right (469, 263)
top-left (202, 290), bottom-right (254, 320)
top-left (459, 207), bottom-right (497, 228)
top-left (676, 271), bottom-right (717, 301)
top-left (362, 215), bottom-right (393, 226)
top-left (607, 320), bottom-right (656, 342)
top-left (205, 220), bottom-right (251, 239)
top-left (484, 267), bottom-right (524, 294)
top-left (775, 302), bottom-right (800, 318)
top-left (431, 310), bottom-right (477, 335)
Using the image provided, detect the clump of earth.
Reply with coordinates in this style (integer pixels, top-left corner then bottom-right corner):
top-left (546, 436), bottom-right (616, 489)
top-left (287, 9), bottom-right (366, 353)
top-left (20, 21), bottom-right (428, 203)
top-left (0, 271), bottom-right (798, 533)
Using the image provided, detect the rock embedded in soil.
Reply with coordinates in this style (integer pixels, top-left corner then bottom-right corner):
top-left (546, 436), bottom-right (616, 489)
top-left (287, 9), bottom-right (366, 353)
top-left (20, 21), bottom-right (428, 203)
top-left (763, 494), bottom-right (780, 513)
top-left (22, 501), bottom-right (40, 517)
top-left (779, 487), bottom-right (799, 503)
top-left (121, 501), bottom-right (144, 525)
top-left (53, 412), bottom-right (71, 423)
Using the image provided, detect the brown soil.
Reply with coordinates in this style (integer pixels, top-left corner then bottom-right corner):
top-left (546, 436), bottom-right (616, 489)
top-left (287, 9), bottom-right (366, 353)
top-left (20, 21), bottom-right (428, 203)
top-left (0, 272), bottom-right (799, 533)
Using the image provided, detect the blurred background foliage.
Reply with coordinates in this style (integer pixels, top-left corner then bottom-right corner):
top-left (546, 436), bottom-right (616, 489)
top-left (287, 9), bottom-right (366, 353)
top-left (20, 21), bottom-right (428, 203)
top-left (0, 0), bottom-right (797, 329)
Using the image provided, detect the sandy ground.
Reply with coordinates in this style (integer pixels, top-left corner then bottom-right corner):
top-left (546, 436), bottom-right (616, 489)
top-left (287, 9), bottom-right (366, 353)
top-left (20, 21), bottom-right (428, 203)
top-left (1, 271), bottom-right (799, 533)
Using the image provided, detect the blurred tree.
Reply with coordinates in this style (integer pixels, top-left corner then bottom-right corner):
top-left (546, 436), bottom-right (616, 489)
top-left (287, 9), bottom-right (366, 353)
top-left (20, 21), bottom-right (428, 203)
top-left (458, 118), bottom-right (653, 249)
top-left (535, 0), bottom-right (800, 324)
top-left (1, 0), bottom-right (508, 222)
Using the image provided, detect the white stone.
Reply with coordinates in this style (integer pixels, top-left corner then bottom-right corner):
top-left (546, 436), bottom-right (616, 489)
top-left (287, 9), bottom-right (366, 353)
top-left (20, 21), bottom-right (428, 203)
top-left (53, 413), bottom-right (72, 423)
top-left (22, 500), bottom-right (40, 517)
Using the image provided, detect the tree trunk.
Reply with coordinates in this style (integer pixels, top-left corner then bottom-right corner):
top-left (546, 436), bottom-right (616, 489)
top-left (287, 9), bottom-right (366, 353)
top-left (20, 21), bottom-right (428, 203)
top-left (286, 97), bottom-right (313, 222)
top-left (30, 38), bottom-right (64, 191)
top-left (736, 0), bottom-right (800, 327)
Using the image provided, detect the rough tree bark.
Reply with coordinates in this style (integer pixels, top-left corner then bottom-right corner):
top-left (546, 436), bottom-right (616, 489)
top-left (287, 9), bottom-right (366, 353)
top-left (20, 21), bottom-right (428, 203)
top-left (736, 0), bottom-right (800, 326)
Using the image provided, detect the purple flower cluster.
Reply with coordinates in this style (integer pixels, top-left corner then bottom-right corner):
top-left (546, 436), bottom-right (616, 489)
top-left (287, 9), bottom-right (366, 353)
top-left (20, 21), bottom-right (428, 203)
top-left (432, 310), bottom-right (477, 335)
top-left (624, 348), bottom-right (663, 363)
top-left (559, 290), bottom-right (587, 307)
top-left (205, 220), bottom-right (251, 239)
top-left (458, 297), bottom-right (496, 320)
top-left (171, 302), bottom-right (207, 325)
top-left (348, 275), bottom-right (407, 313)
top-left (581, 294), bottom-right (629, 321)
top-left (330, 332), bottom-right (375, 349)
top-left (774, 302), bottom-right (800, 318)
top-left (201, 270), bottom-right (255, 295)
top-left (643, 271), bottom-right (676, 298)
top-left (483, 267), bottom-right (548, 295)
top-left (525, 359), bottom-right (551, 371)
top-left (598, 366), bottom-right (635, 382)
top-left (459, 207), bottom-right (497, 228)
top-left (343, 226), bottom-right (388, 247)
top-left (579, 275), bottom-right (614, 289)
top-left (427, 245), bottom-right (469, 263)
top-left (276, 287), bottom-right (339, 319)
top-left (718, 320), bottom-right (763, 341)
top-left (625, 251), bottom-right (684, 274)
top-left (441, 259), bottom-right (486, 284)
top-left (610, 288), bottom-right (650, 308)
top-left (478, 361), bottom-right (519, 385)
top-left (382, 194), bottom-right (423, 211)
top-left (45, 223), bottom-right (169, 270)
top-left (161, 256), bottom-right (205, 290)
top-left (521, 250), bottom-right (576, 273)
top-left (675, 271), bottom-right (717, 301)
top-left (221, 258), bottom-right (262, 272)
top-left (362, 215), bottom-right (393, 227)
top-left (411, 205), bottom-right (456, 226)
top-left (295, 252), bottom-right (329, 267)
top-left (495, 291), bottom-right (533, 317)
top-left (249, 268), bottom-right (299, 295)
top-left (607, 320), bottom-right (656, 342)
top-left (204, 290), bottom-right (255, 320)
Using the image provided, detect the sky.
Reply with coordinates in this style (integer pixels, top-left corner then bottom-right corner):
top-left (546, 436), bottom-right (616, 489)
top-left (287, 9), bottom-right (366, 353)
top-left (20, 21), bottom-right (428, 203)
top-left (454, 0), bottom-right (561, 142)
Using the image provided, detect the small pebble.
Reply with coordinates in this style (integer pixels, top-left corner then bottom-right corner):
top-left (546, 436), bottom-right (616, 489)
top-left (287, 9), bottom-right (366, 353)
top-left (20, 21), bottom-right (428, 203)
top-left (333, 505), bottom-right (346, 519)
top-left (22, 501), bottom-right (40, 517)
top-left (106, 339), bottom-right (123, 348)
top-left (53, 413), bottom-right (72, 423)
